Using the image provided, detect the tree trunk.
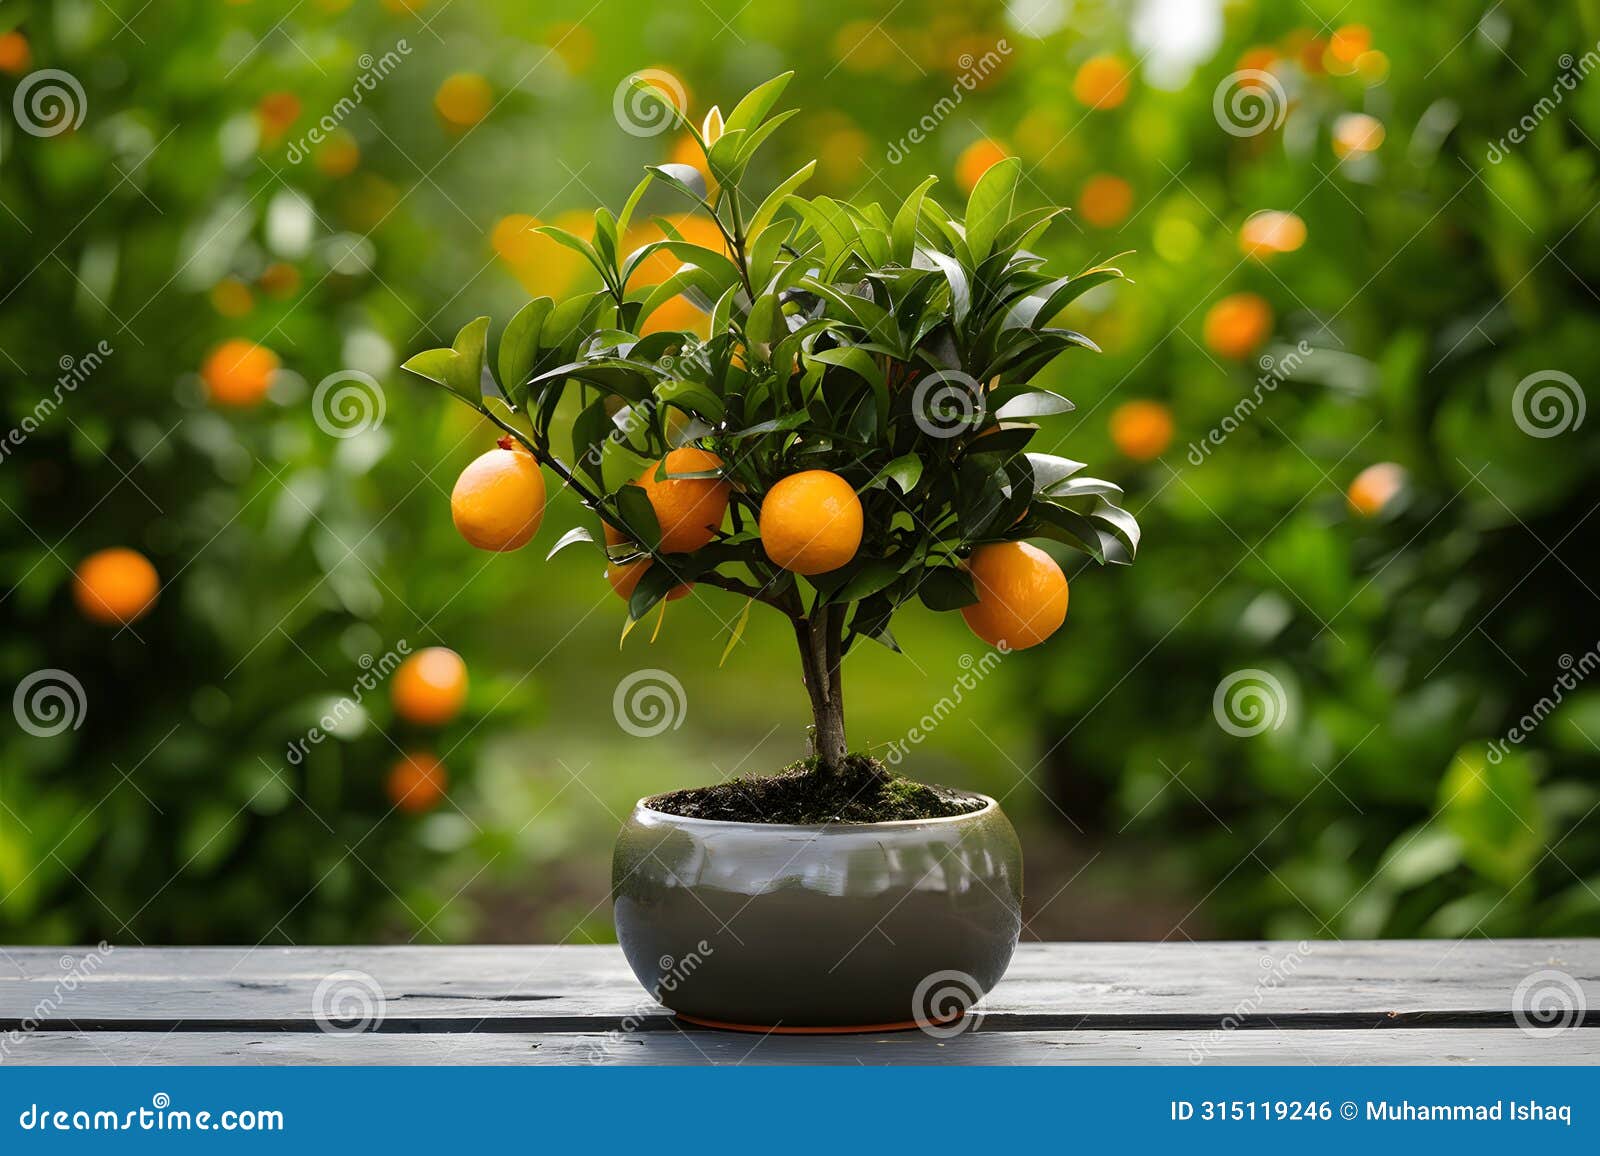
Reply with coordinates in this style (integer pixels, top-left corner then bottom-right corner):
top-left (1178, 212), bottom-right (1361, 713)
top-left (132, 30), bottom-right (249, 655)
top-left (794, 608), bottom-right (847, 773)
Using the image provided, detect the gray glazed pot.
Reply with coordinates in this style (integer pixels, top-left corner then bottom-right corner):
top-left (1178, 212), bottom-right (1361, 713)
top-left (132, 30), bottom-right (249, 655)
top-left (612, 791), bottom-right (1023, 1030)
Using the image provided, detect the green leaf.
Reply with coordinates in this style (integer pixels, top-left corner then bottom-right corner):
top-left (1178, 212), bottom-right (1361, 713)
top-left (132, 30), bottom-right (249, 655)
top-left (614, 483), bottom-right (661, 550)
top-left (836, 560), bottom-right (900, 602)
top-left (724, 71), bottom-right (794, 137)
top-left (497, 298), bottom-right (554, 400)
top-left (923, 250), bottom-right (971, 325)
top-left (750, 161), bottom-right (817, 236)
top-left (892, 175), bottom-right (938, 265)
top-left (719, 598), bottom-right (754, 667)
top-left (994, 388), bottom-right (1076, 419)
top-left (545, 525), bottom-right (596, 561)
top-left (964, 156), bottom-right (1020, 263)
top-left (881, 452), bottom-right (923, 494)
top-left (535, 225), bottom-right (613, 285)
top-left (400, 315), bottom-right (490, 402)
top-left (916, 566), bottom-right (978, 611)
top-left (1026, 453), bottom-right (1087, 491)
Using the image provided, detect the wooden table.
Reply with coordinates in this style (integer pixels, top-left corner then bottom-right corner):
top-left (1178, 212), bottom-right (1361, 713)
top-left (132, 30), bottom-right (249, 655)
top-left (3, 941), bottom-right (1594, 1065)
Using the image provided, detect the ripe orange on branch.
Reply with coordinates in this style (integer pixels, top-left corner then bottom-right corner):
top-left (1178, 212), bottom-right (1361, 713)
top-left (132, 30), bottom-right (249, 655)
top-left (960, 542), bottom-right (1068, 650)
top-left (637, 447), bottom-right (729, 553)
top-left (391, 647), bottom-right (468, 726)
top-left (73, 548), bottom-right (160, 625)
top-left (450, 443), bottom-right (545, 551)
top-left (759, 470), bottom-right (864, 576)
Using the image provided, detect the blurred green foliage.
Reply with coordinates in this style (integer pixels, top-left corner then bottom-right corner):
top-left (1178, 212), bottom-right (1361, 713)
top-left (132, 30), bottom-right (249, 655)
top-left (1, 0), bottom-right (1596, 945)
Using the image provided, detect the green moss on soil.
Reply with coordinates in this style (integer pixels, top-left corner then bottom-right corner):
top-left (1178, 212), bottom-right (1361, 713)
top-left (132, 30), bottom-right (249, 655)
top-left (649, 754), bottom-right (984, 824)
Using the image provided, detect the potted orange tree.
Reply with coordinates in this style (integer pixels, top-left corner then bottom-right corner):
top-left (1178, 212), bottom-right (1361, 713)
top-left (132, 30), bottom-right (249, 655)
top-left (403, 74), bottom-right (1137, 1030)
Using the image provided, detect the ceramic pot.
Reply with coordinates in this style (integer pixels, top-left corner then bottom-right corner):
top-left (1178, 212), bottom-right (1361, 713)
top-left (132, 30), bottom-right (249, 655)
top-left (612, 791), bottom-right (1022, 1031)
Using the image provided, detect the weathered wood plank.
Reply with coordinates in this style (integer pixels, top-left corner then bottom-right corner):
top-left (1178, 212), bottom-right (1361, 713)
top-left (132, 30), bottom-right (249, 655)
top-left (4, 1027), bottom-right (1594, 1066)
top-left (2, 941), bottom-right (1593, 1029)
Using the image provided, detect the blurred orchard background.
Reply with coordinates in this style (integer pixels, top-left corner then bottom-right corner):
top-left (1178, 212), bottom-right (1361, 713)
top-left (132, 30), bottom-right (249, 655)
top-left (2, 0), bottom-right (1598, 948)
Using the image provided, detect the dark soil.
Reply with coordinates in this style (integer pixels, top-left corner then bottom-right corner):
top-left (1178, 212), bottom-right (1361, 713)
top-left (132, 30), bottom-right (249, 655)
top-left (649, 754), bottom-right (985, 824)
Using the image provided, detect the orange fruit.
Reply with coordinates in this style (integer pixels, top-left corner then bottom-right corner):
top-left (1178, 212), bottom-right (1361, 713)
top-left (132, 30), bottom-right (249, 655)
top-left (386, 752), bottom-right (448, 814)
top-left (435, 72), bottom-right (492, 128)
top-left (73, 548), bottom-right (160, 626)
top-left (0, 31), bottom-right (33, 75)
top-left (637, 447), bottom-right (729, 553)
top-left (759, 470), bottom-right (864, 576)
top-left (201, 339), bottom-right (279, 407)
top-left (450, 444), bottom-right (546, 551)
top-left (1202, 293), bottom-right (1273, 360)
top-left (1079, 174), bottom-right (1134, 229)
top-left (606, 560), bottom-right (693, 603)
top-left (955, 138), bottom-right (1009, 193)
top-left (1073, 55), bottom-right (1131, 110)
top-left (1347, 462), bottom-right (1406, 516)
top-left (1109, 400), bottom-right (1175, 461)
top-left (1239, 210), bottom-right (1307, 259)
top-left (391, 647), bottom-right (468, 726)
top-left (961, 542), bottom-right (1068, 651)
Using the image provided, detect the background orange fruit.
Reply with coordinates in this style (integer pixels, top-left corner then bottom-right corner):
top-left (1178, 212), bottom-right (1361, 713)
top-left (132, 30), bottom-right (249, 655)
top-left (450, 446), bottom-right (546, 551)
top-left (637, 447), bottom-right (728, 553)
top-left (1109, 400), bottom-right (1175, 461)
top-left (72, 548), bottom-right (160, 625)
top-left (955, 138), bottom-right (1009, 193)
top-left (201, 339), bottom-right (279, 407)
top-left (386, 752), bottom-right (448, 813)
top-left (434, 72), bottom-right (492, 128)
top-left (1073, 54), bottom-right (1131, 109)
top-left (1202, 293), bottom-right (1273, 360)
top-left (961, 541), bottom-right (1069, 650)
top-left (1079, 174), bottom-right (1134, 228)
top-left (391, 647), bottom-right (468, 725)
top-left (759, 470), bottom-right (864, 575)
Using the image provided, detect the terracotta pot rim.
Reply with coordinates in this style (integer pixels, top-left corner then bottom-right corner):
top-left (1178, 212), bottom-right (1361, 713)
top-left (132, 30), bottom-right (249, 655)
top-left (632, 790), bottom-right (1000, 832)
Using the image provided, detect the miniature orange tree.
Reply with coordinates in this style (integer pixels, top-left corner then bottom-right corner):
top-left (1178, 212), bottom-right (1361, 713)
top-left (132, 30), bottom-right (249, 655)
top-left (403, 74), bottom-right (1138, 778)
